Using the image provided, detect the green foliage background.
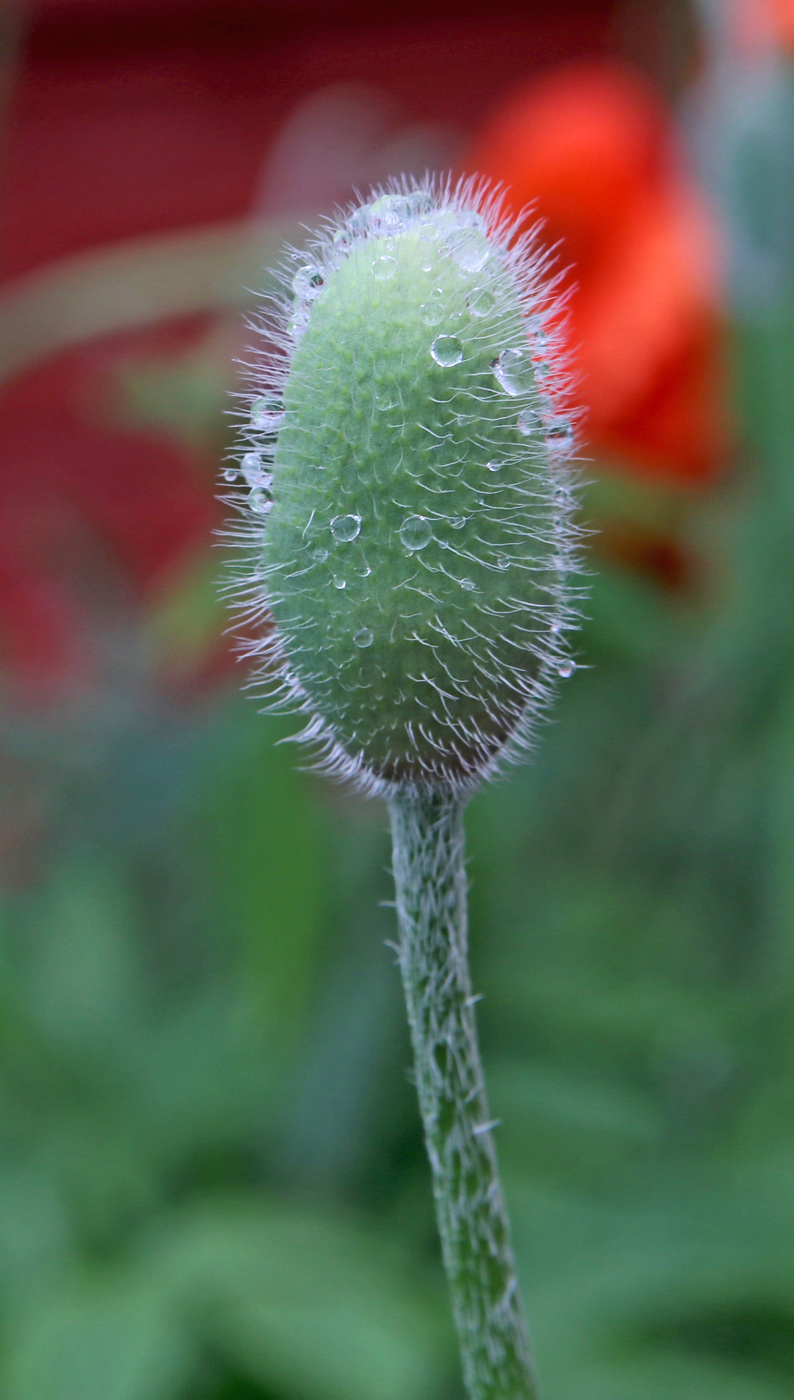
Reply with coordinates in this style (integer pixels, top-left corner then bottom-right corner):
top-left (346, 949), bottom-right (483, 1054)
top-left (4, 55), bottom-right (794, 1400)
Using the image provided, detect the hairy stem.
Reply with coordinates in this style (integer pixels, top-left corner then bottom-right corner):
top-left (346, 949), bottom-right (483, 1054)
top-left (388, 786), bottom-right (539, 1400)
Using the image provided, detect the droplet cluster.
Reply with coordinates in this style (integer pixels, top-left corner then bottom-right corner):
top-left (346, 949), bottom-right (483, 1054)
top-left (226, 177), bottom-right (582, 794)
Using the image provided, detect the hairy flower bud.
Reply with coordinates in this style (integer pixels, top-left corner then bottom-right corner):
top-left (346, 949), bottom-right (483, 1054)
top-left (227, 178), bottom-right (581, 794)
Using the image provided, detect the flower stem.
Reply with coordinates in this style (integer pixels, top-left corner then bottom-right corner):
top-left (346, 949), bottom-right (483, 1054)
top-left (388, 786), bottom-right (539, 1400)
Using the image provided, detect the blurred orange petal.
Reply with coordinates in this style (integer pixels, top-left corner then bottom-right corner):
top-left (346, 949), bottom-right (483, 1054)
top-left (470, 61), bottom-right (728, 485)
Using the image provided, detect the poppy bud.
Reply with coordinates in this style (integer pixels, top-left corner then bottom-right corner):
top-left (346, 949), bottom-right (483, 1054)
top-left (228, 178), bottom-right (581, 794)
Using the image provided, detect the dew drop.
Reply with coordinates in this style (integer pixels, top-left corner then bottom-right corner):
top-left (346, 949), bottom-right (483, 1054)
top-left (492, 348), bottom-right (534, 396)
top-left (546, 420), bottom-right (575, 459)
top-left (486, 459), bottom-right (504, 472)
top-left (517, 407), bottom-right (542, 437)
top-left (420, 300), bottom-right (444, 326)
top-left (348, 206), bottom-right (371, 237)
top-left (376, 391), bottom-right (397, 412)
top-left (358, 564), bottom-right (372, 578)
top-left (400, 515), bottom-right (433, 551)
top-left (431, 335), bottom-right (463, 367)
top-left (467, 285), bottom-right (495, 317)
top-left (406, 190), bottom-right (434, 216)
top-left (449, 516), bottom-right (466, 530)
top-left (460, 578), bottom-right (477, 591)
top-left (250, 399), bottom-right (285, 432)
top-left (312, 547), bottom-right (329, 562)
top-left (241, 451), bottom-right (265, 486)
top-left (460, 209), bottom-right (486, 231)
top-left (372, 255), bottom-right (397, 281)
top-left (354, 626), bottom-right (374, 648)
top-left (556, 659), bottom-right (576, 678)
top-left (553, 485), bottom-right (569, 506)
top-left (370, 195), bottom-right (408, 232)
top-left (223, 467), bottom-right (237, 483)
top-left (288, 310), bottom-right (309, 339)
top-left (249, 486), bottom-right (273, 514)
top-left (495, 555), bottom-right (510, 570)
top-left (333, 575), bottom-right (347, 589)
top-left (433, 209), bottom-right (458, 233)
top-left (331, 513), bottom-right (362, 542)
top-left (292, 264), bottom-right (325, 300)
top-left (447, 227), bottom-right (490, 272)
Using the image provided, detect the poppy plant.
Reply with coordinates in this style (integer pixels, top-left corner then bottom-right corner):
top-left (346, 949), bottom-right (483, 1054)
top-left (469, 62), bottom-right (728, 486)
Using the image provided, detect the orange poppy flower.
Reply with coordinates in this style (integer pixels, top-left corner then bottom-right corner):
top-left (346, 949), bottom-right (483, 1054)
top-left (735, 0), bottom-right (794, 54)
top-left (469, 62), bottom-right (728, 485)
top-left (772, 0), bottom-right (794, 48)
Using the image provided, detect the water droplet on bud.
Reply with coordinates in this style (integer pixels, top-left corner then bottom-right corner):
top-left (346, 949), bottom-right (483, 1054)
top-left (467, 286), bottom-right (495, 317)
top-left (556, 659), bottom-right (576, 678)
top-left (251, 399), bottom-right (285, 432)
top-left (447, 228), bottom-right (490, 272)
top-left (492, 348), bottom-right (534, 396)
top-left (431, 335), bottom-right (463, 367)
top-left (249, 486), bottom-right (273, 514)
top-left (372, 256), bottom-right (397, 281)
top-left (545, 420), bottom-right (575, 459)
top-left (406, 190), bottom-right (433, 216)
top-left (241, 451), bottom-right (265, 486)
top-left (331, 514), bottom-right (362, 542)
top-left (348, 206), bottom-right (370, 237)
top-left (400, 516), bottom-right (433, 551)
top-left (292, 264), bottom-right (325, 300)
top-left (420, 301), bottom-right (444, 326)
top-left (354, 627), bottom-right (374, 648)
top-left (369, 195), bottom-right (409, 232)
top-left (517, 408), bottom-right (542, 437)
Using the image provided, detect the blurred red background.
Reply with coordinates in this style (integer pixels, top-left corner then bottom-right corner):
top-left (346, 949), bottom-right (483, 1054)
top-left (0, 0), bottom-right (721, 697)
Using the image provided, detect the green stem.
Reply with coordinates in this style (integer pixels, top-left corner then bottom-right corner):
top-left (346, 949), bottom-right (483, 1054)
top-left (388, 786), bottom-right (539, 1400)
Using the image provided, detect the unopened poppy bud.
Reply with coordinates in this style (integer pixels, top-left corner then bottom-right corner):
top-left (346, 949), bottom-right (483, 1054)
top-left (227, 178), bottom-right (581, 794)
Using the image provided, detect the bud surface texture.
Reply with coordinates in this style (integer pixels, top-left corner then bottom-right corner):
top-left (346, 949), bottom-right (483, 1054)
top-left (230, 182), bottom-right (580, 792)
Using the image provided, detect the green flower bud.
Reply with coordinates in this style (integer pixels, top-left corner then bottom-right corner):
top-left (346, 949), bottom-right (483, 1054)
top-left (227, 179), bottom-right (581, 794)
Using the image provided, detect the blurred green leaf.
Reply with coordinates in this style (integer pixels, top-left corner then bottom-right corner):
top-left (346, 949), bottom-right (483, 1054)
top-left (0, 1275), bottom-right (192, 1400)
top-left (196, 709), bottom-right (327, 1057)
top-left (155, 1197), bottom-right (452, 1400)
